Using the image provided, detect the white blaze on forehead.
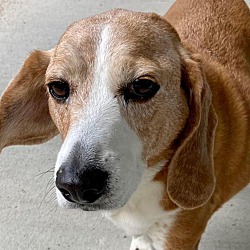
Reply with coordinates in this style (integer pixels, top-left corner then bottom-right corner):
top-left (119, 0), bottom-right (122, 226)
top-left (95, 24), bottom-right (111, 81)
top-left (79, 24), bottom-right (119, 144)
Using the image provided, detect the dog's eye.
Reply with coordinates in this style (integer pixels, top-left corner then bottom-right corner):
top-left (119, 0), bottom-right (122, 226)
top-left (124, 77), bottom-right (159, 102)
top-left (48, 81), bottom-right (70, 101)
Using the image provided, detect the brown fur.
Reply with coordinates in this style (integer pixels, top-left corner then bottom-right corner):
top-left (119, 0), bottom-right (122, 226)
top-left (162, 0), bottom-right (250, 248)
top-left (0, 50), bottom-right (58, 150)
top-left (0, 0), bottom-right (249, 249)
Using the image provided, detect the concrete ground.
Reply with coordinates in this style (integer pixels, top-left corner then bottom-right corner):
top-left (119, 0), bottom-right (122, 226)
top-left (0, 0), bottom-right (249, 249)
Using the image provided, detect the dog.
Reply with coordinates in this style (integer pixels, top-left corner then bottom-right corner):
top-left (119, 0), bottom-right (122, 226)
top-left (0, 0), bottom-right (249, 249)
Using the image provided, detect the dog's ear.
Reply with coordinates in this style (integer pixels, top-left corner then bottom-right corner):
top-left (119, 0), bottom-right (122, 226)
top-left (0, 50), bottom-right (58, 151)
top-left (167, 53), bottom-right (218, 209)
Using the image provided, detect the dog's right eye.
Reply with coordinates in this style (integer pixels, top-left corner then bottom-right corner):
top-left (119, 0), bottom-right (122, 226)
top-left (48, 81), bottom-right (70, 101)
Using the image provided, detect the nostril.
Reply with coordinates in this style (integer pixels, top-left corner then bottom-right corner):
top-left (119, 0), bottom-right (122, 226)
top-left (59, 188), bottom-right (74, 203)
top-left (59, 188), bottom-right (69, 197)
top-left (81, 188), bottom-right (105, 203)
top-left (75, 169), bottom-right (108, 204)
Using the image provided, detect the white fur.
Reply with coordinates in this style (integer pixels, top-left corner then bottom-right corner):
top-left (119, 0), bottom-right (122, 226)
top-left (106, 165), bottom-right (179, 250)
top-left (130, 235), bottom-right (154, 250)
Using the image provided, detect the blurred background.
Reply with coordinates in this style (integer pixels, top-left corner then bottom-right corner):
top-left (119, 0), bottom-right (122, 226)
top-left (0, 0), bottom-right (249, 249)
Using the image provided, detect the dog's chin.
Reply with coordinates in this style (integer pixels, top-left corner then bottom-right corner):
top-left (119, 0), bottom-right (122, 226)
top-left (56, 189), bottom-right (130, 211)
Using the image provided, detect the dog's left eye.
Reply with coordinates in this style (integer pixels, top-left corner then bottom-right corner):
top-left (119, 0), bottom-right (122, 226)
top-left (48, 81), bottom-right (70, 101)
top-left (124, 77), bottom-right (160, 102)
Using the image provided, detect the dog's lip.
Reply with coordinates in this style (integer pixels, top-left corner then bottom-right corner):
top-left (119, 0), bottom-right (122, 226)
top-left (81, 204), bottom-right (127, 212)
top-left (63, 197), bottom-right (127, 211)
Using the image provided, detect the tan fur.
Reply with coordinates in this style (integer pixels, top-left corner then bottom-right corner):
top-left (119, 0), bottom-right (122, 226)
top-left (0, 0), bottom-right (249, 249)
top-left (0, 50), bottom-right (58, 150)
top-left (162, 0), bottom-right (250, 248)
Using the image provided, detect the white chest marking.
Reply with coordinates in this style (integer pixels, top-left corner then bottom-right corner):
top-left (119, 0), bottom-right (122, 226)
top-left (106, 166), bottom-right (179, 250)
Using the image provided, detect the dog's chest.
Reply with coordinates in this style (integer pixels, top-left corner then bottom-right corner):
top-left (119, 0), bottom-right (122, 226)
top-left (105, 171), bottom-right (179, 237)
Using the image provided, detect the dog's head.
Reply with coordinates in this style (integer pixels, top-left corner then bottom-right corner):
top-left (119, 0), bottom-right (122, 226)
top-left (0, 9), bottom-right (217, 210)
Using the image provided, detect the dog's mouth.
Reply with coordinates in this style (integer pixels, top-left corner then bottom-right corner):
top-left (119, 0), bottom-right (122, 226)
top-left (66, 202), bottom-right (126, 212)
top-left (56, 187), bottom-right (130, 211)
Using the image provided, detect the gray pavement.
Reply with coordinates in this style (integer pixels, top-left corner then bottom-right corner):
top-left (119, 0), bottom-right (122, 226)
top-left (0, 0), bottom-right (249, 249)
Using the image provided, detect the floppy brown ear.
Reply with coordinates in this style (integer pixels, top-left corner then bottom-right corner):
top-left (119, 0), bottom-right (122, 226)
top-left (167, 54), bottom-right (218, 209)
top-left (0, 50), bottom-right (58, 151)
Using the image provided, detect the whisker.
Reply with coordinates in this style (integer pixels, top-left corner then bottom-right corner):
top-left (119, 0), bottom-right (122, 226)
top-left (95, 211), bottom-right (103, 224)
top-left (44, 177), bottom-right (54, 193)
top-left (39, 183), bottom-right (55, 209)
top-left (47, 190), bottom-right (57, 203)
top-left (52, 203), bottom-right (59, 213)
top-left (31, 167), bottom-right (54, 180)
top-left (98, 211), bottom-right (106, 224)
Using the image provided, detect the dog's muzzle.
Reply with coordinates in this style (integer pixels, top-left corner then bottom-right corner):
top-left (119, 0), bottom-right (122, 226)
top-left (54, 115), bottom-right (145, 210)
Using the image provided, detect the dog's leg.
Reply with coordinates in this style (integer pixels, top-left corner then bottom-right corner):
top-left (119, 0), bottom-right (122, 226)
top-left (129, 229), bottom-right (202, 250)
top-left (164, 204), bottom-right (217, 250)
top-left (130, 235), bottom-right (155, 250)
top-left (130, 233), bottom-right (201, 250)
top-left (194, 240), bottom-right (201, 250)
top-left (129, 202), bottom-right (217, 250)
top-left (129, 219), bottom-right (173, 250)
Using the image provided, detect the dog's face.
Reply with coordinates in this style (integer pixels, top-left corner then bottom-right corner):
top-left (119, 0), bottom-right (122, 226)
top-left (0, 9), bottom-right (217, 211)
top-left (46, 10), bottom-right (189, 210)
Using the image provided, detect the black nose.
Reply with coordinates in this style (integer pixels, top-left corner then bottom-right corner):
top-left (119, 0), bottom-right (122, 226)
top-left (56, 166), bottom-right (108, 204)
